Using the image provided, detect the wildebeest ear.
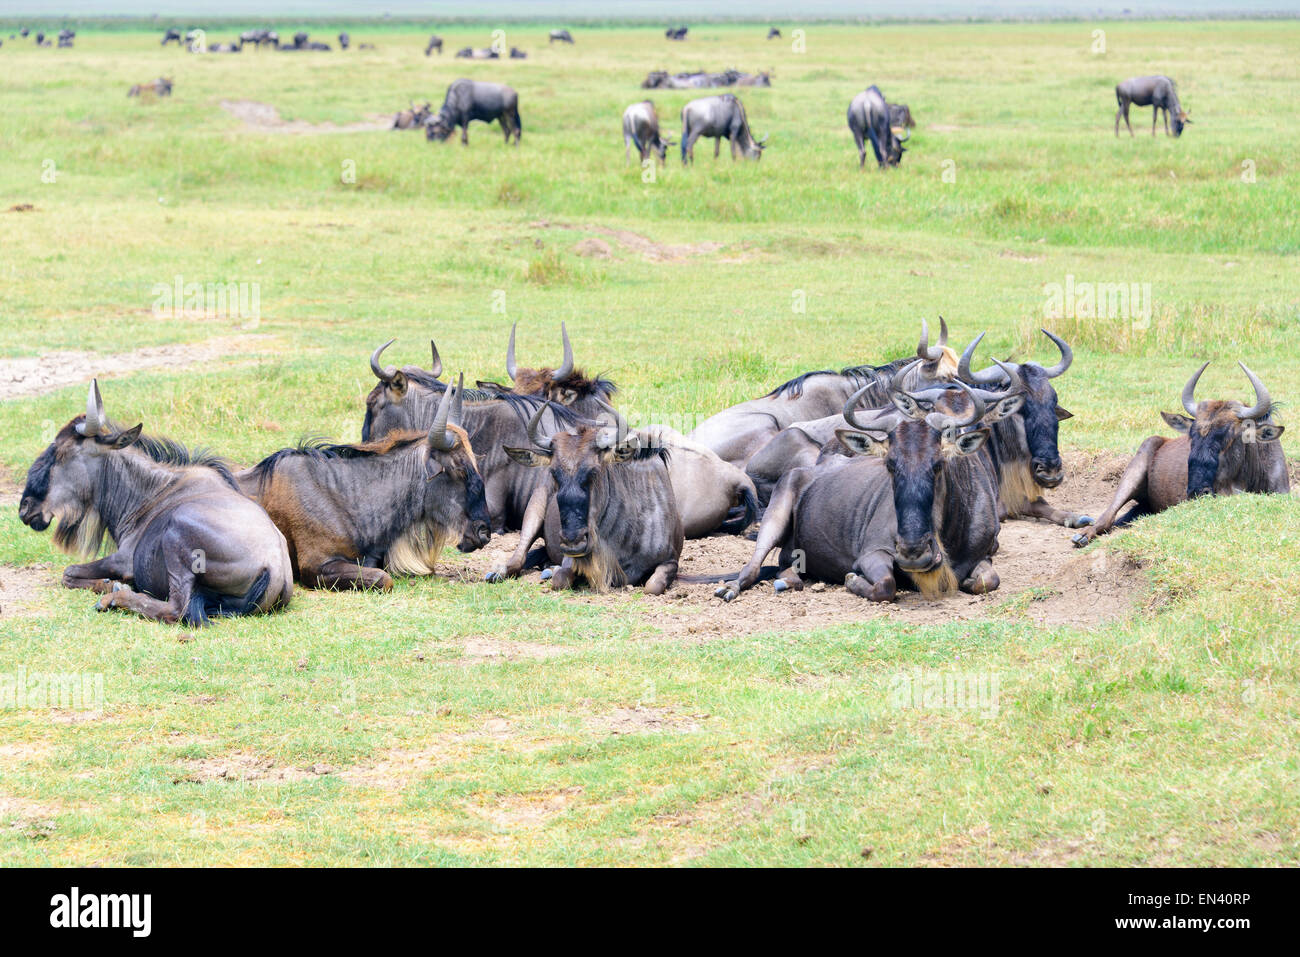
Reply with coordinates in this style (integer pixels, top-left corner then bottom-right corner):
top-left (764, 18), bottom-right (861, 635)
top-left (1160, 412), bottom-right (1193, 434)
top-left (606, 434), bottom-right (642, 463)
top-left (987, 394), bottom-right (1024, 421)
top-left (389, 371), bottom-right (408, 399)
top-left (1252, 423), bottom-right (1284, 443)
top-left (424, 458), bottom-right (445, 480)
top-left (105, 424), bottom-right (143, 450)
top-left (946, 428), bottom-right (988, 457)
top-left (890, 391), bottom-right (926, 420)
top-left (835, 428), bottom-right (886, 457)
top-left (559, 389), bottom-right (578, 406)
top-left (504, 446), bottom-right (549, 467)
top-left (1055, 405), bottom-right (1074, 421)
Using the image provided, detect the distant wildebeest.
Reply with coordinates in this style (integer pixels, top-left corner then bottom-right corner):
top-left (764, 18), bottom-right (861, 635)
top-left (338, 32), bottom-right (349, 50)
top-left (239, 28), bottom-right (278, 48)
top-left (209, 41), bottom-right (241, 53)
top-left (455, 46), bottom-right (500, 60)
top-left (425, 34), bottom-right (443, 55)
top-left (128, 76), bottom-right (174, 98)
top-left (19, 381), bottom-right (292, 625)
top-left (1115, 75), bottom-right (1191, 137)
top-left (238, 378), bottom-right (491, 590)
top-left (680, 93), bottom-right (767, 164)
top-left (644, 69), bottom-right (757, 90)
top-left (736, 72), bottom-right (772, 87)
top-left (715, 376), bottom-right (1014, 603)
top-left (425, 78), bottom-right (521, 146)
top-left (666, 27), bottom-right (689, 41)
top-left (500, 403), bottom-right (684, 594)
top-left (510, 46), bottom-right (527, 59)
top-left (57, 29), bottom-right (75, 47)
top-left (768, 27), bottom-right (782, 39)
top-left (392, 101), bottom-right (432, 129)
top-left (848, 85), bottom-right (907, 169)
top-left (623, 100), bottom-right (673, 165)
top-left (1073, 363), bottom-right (1286, 547)
top-left (549, 29), bottom-right (575, 44)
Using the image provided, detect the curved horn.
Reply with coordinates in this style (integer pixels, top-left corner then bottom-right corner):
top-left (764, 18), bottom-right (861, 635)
top-left (78, 378), bottom-right (105, 436)
top-left (370, 338), bottom-right (397, 382)
top-left (1040, 328), bottom-right (1073, 378)
top-left (505, 322), bottom-right (518, 381)
top-left (428, 340), bottom-right (443, 379)
top-left (890, 358), bottom-right (924, 393)
top-left (843, 381), bottom-right (901, 432)
top-left (594, 398), bottom-right (628, 448)
top-left (897, 126), bottom-right (911, 142)
top-left (1236, 361), bottom-right (1272, 420)
top-left (1182, 361), bottom-right (1209, 416)
top-left (958, 331), bottom-right (1007, 386)
top-left (450, 372), bottom-right (464, 426)
top-left (427, 376), bottom-right (458, 451)
top-left (525, 400), bottom-right (553, 451)
top-left (926, 380), bottom-right (985, 431)
top-left (555, 322), bottom-right (574, 379)
top-left (964, 358), bottom-right (1024, 405)
top-left (916, 317), bottom-right (948, 362)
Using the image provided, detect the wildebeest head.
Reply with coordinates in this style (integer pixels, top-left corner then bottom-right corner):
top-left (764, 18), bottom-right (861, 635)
top-left (504, 402), bottom-right (641, 559)
top-left (423, 375), bottom-right (492, 551)
top-left (1164, 362), bottom-right (1283, 498)
top-left (20, 380), bottom-right (144, 551)
top-left (1171, 109), bottom-right (1192, 137)
top-left (480, 322), bottom-right (616, 410)
top-left (839, 370), bottom-right (1020, 573)
top-left (424, 114), bottom-right (453, 140)
top-left (362, 338), bottom-right (446, 441)
top-left (960, 328), bottom-right (1074, 488)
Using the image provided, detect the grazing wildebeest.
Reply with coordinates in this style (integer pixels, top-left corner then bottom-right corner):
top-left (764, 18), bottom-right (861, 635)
top-left (692, 317), bottom-right (959, 470)
top-left (239, 378), bottom-right (491, 590)
top-left (623, 100), bottom-right (673, 165)
top-left (510, 46), bottom-right (527, 59)
top-left (715, 377), bottom-right (1012, 602)
top-left (848, 85), bottom-right (907, 169)
top-left (549, 29), bottom-right (575, 44)
top-left (680, 93), bottom-right (767, 164)
top-left (128, 76), bottom-right (174, 98)
top-left (1073, 363), bottom-right (1287, 547)
top-left (392, 101), bottom-right (433, 130)
top-left (239, 28), bottom-right (278, 48)
top-left (455, 46), bottom-right (500, 59)
top-left (889, 102), bottom-right (915, 130)
top-left (500, 403), bottom-right (683, 594)
top-left (666, 27), bottom-right (689, 41)
top-left (956, 329), bottom-right (1091, 528)
top-left (1115, 75), bottom-right (1191, 137)
top-left (768, 28), bottom-right (782, 39)
top-left (19, 381), bottom-right (292, 625)
top-left (424, 78), bottom-right (521, 146)
top-left (425, 34), bottom-right (443, 55)
top-left (57, 29), bottom-right (74, 47)
top-left (338, 32), bottom-right (349, 50)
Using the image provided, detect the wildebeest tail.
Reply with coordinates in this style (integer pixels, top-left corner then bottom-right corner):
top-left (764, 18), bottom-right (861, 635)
top-left (717, 482), bottom-right (759, 535)
top-left (679, 565), bottom-right (779, 585)
top-left (182, 568), bottom-right (273, 626)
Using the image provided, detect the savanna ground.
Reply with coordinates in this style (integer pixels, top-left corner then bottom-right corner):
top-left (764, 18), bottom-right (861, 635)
top-left (0, 18), bottom-right (1297, 866)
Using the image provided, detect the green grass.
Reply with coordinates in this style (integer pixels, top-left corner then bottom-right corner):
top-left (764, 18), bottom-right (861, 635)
top-left (0, 20), bottom-right (1297, 866)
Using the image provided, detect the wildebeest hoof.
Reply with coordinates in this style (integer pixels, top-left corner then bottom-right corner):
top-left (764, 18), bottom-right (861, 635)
top-left (484, 567), bottom-right (506, 583)
top-left (772, 579), bottom-right (788, 593)
top-left (1070, 532), bottom-right (1091, 548)
top-left (539, 567), bottom-right (554, 581)
top-left (1073, 515), bottom-right (1095, 528)
top-left (714, 584), bottom-right (738, 602)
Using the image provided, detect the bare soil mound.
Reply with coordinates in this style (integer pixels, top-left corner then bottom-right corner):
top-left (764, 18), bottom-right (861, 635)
top-left (220, 99), bottom-right (391, 134)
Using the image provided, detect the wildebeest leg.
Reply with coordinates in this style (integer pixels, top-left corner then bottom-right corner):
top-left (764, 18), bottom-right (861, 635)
top-left (854, 129), bottom-right (867, 168)
top-left (866, 125), bottom-right (885, 168)
top-left (549, 556), bottom-right (577, 591)
top-left (1153, 107), bottom-right (1159, 137)
top-left (644, 560), bottom-right (677, 595)
top-left (304, 557), bottom-right (393, 591)
top-left (95, 537), bottom-right (195, 623)
top-left (772, 559), bottom-right (804, 594)
top-left (461, 123), bottom-right (469, 146)
top-left (487, 486), bottom-right (548, 581)
top-left (714, 137), bottom-right (721, 160)
top-left (1123, 102), bottom-right (1134, 136)
top-left (1021, 496), bottom-right (1094, 529)
top-left (844, 550), bottom-right (896, 602)
top-left (716, 468), bottom-right (809, 601)
top-left (62, 551), bottom-right (133, 594)
top-left (1071, 436), bottom-right (1162, 547)
top-left (959, 558), bottom-right (999, 595)
top-left (625, 134), bottom-right (632, 165)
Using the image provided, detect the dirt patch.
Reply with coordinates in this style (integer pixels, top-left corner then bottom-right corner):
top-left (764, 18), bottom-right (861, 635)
top-left (467, 786), bottom-right (584, 830)
top-left (220, 99), bottom-right (391, 134)
top-left (175, 752), bottom-right (331, 784)
top-left (531, 220), bottom-right (743, 264)
top-left (0, 335), bottom-right (272, 400)
top-left (0, 565), bottom-right (57, 618)
top-left (999, 249), bottom-right (1044, 263)
top-left (459, 638), bottom-right (570, 662)
top-left (456, 451), bottom-right (1145, 637)
top-left (7, 204), bottom-right (35, 213)
top-left (584, 706), bottom-right (706, 736)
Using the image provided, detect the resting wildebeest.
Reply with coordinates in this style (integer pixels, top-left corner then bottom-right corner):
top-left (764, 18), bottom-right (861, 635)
top-left (848, 85), bottom-right (907, 169)
top-left (455, 46), bottom-right (500, 60)
top-left (680, 93), bottom-right (767, 164)
top-left (642, 425), bottom-right (759, 538)
top-left (767, 28), bottom-right (782, 39)
top-left (957, 329), bottom-right (1091, 528)
top-left (715, 377), bottom-right (1013, 602)
top-left (737, 72), bottom-right (772, 87)
top-left (510, 47), bottom-right (527, 59)
top-left (128, 77), bottom-right (174, 98)
top-left (161, 28), bottom-right (182, 45)
top-left (392, 101), bottom-right (433, 130)
top-left (425, 34), bottom-right (443, 55)
top-left (666, 27), bottom-right (689, 41)
top-left (1072, 363), bottom-right (1287, 547)
top-left (209, 42), bottom-right (241, 53)
top-left (692, 317), bottom-right (958, 470)
top-left (1115, 75), bottom-right (1191, 137)
top-left (57, 29), bottom-right (75, 48)
top-left (623, 100), bottom-right (673, 165)
top-left (19, 381), bottom-right (292, 625)
top-left (499, 403), bottom-right (683, 594)
top-left (239, 378), bottom-right (491, 590)
top-left (478, 322), bottom-right (616, 415)
top-left (549, 29), bottom-right (575, 44)
top-left (425, 78), bottom-right (521, 146)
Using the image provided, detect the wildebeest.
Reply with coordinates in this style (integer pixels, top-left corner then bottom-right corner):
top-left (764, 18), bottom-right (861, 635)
top-left (767, 28), bottom-right (782, 39)
top-left (392, 101), bottom-right (433, 130)
top-left (848, 85), bottom-right (907, 169)
top-left (643, 69), bottom-right (765, 90)
top-left (338, 32), bottom-right (349, 50)
top-left (128, 77), bottom-right (174, 98)
top-left (162, 28), bottom-right (183, 45)
top-left (19, 381), bottom-right (292, 625)
top-left (474, 322), bottom-right (616, 416)
top-left (455, 46), bottom-right (500, 60)
top-left (642, 425), bottom-right (759, 538)
top-left (736, 72), bottom-right (772, 87)
top-left (425, 34), bottom-right (443, 55)
top-left (716, 377), bottom-right (1012, 602)
top-left (500, 403), bottom-right (683, 594)
top-left (956, 329), bottom-right (1091, 528)
top-left (209, 41), bottom-right (241, 53)
top-left (510, 47), bottom-right (527, 59)
top-left (680, 93), bottom-right (767, 164)
top-left (666, 27), bottom-right (689, 41)
top-left (623, 100), bottom-right (673, 165)
top-left (424, 78), bottom-right (521, 146)
top-left (238, 378), bottom-right (491, 590)
top-left (1073, 363), bottom-right (1286, 547)
top-left (240, 29), bottom-right (279, 49)
top-left (549, 29), bottom-right (575, 44)
top-left (1115, 75), bottom-right (1191, 137)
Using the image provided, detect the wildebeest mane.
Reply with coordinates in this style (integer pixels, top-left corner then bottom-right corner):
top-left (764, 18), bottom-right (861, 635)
top-left (247, 432), bottom-right (429, 486)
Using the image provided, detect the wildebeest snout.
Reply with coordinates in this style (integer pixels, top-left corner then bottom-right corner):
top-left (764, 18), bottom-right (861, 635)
top-left (18, 497), bottom-right (49, 531)
top-left (895, 535), bottom-right (941, 571)
top-left (1032, 457), bottom-right (1064, 488)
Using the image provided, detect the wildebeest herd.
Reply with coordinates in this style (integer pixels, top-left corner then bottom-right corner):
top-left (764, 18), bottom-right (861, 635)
top-left (19, 320), bottom-right (1287, 626)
